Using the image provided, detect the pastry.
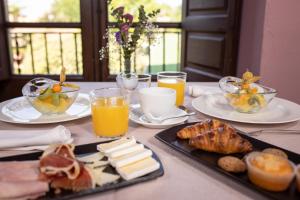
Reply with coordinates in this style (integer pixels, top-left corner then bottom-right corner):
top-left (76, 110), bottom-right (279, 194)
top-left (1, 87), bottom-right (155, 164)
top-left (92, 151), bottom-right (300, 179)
top-left (217, 156), bottom-right (246, 173)
top-left (245, 152), bottom-right (295, 192)
top-left (189, 126), bottom-right (252, 154)
top-left (177, 119), bottom-right (226, 139)
top-left (262, 148), bottom-right (288, 159)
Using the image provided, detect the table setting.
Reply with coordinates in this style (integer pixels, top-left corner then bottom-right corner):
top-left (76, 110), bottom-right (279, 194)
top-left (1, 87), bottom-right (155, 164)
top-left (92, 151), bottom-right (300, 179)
top-left (0, 66), bottom-right (300, 200)
top-left (1, 5), bottom-right (300, 200)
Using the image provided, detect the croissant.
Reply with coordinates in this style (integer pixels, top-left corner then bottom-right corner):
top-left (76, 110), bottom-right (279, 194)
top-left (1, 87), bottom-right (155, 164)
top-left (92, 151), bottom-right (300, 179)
top-left (177, 119), bottom-right (225, 139)
top-left (189, 126), bottom-right (252, 154)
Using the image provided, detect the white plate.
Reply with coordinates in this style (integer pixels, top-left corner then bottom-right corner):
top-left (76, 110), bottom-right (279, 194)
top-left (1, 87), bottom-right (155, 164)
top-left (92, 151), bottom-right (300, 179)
top-left (0, 93), bottom-right (91, 124)
top-left (129, 105), bottom-right (189, 129)
top-left (192, 94), bottom-right (300, 124)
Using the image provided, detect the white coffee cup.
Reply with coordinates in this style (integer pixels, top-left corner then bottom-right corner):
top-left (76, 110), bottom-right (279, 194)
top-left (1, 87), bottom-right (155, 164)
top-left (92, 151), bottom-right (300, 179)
top-left (138, 87), bottom-right (176, 117)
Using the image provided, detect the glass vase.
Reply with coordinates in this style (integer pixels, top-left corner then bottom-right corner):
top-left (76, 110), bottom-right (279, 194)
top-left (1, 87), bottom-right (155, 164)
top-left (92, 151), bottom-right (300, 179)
top-left (124, 57), bottom-right (131, 74)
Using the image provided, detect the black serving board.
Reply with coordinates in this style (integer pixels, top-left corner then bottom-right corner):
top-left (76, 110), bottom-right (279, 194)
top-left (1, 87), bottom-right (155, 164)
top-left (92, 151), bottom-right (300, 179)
top-left (0, 141), bottom-right (164, 200)
top-left (155, 122), bottom-right (300, 200)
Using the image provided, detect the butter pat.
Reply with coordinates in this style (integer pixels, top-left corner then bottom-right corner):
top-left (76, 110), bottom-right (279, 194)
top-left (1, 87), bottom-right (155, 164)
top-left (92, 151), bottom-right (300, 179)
top-left (116, 157), bottom-right (160, 181)
top-left (110, 148), bottom-right (152, 168)
top-left (97, 137), bottom-right (136, 154)
top-left (106, 143), bottom-right (144, 158)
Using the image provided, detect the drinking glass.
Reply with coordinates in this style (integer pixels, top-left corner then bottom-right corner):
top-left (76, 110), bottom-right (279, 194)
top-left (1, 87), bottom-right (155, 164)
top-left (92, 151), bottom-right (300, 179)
top-left (89, 88), bottom-right (129, 137)
top-left (157, 71), bottom-right (187, 106)
top-left (116, 73), bottom-right (151, 106)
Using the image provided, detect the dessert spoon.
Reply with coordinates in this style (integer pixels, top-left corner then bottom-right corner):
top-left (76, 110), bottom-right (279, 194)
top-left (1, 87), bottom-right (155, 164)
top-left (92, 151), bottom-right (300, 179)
top-left (144, 112), bottom-right (196, 123)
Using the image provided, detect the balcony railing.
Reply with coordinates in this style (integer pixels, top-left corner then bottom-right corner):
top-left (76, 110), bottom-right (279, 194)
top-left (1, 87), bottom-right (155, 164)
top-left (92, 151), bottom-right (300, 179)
top-left (109, 29), bottom-right (181, 74)
top-left (9, 28), bottom-right (181, 75)
top-left (9, 28), bottom-right (82, 75)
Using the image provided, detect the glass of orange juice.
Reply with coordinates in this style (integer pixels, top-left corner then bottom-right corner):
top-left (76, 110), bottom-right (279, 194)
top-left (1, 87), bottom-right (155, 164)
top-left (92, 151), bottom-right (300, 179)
top-left (89, 88), bottom-right (129, 137)
top-left (157, 71), bottom-right (187, 106)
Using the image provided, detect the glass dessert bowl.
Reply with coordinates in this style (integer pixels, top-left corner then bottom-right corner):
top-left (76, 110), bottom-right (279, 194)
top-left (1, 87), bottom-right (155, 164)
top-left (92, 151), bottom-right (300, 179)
top-left (22, 77), bottom-right (79, 115)
top-left (219, 71), bottom-right (277, 113)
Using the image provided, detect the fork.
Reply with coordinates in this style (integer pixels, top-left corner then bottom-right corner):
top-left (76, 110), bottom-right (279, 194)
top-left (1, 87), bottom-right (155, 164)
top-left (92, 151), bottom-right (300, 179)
top-left (244, 129), bottom-right (300, 137)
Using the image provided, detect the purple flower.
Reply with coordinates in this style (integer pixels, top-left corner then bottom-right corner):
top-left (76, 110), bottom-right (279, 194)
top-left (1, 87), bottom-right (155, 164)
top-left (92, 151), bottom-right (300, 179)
top-left (123, 13), bottom-right (133, 23)
top-left (115, 31), bottom-right (122, 44)
top-left (120, 23), bottom-right (129, 33)
top-left (112, 6), bottom-right (124, 16)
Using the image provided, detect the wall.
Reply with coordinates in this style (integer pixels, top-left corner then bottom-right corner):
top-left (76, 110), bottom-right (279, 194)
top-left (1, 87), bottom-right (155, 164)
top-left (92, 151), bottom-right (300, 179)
top-left (237, 0), bottom-right (266, 76)
top-left (237, 0), bottom-right (300, 104)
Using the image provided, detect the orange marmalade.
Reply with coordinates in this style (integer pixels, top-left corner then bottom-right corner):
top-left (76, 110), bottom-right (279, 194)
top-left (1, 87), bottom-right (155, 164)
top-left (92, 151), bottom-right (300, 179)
top-left (251, 153), bottom-right (293, 175)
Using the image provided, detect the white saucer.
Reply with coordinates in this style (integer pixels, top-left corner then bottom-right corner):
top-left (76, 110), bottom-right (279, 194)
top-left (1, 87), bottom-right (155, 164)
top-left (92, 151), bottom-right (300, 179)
top-left (192, 94), bottom-right (300, 124)
top-left (129, 105), bottom-right (188, 129)
top-left (0, 93), bottom-right (91, 124)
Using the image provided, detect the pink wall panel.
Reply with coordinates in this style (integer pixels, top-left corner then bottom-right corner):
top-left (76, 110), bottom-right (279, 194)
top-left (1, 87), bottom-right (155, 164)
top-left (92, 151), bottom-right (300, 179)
top-left (237, 0), bottom-right (266, 76)
top-left (260, 0), bottom-right (300, 104)
top-left (237, 0), bottom-right (300, 104)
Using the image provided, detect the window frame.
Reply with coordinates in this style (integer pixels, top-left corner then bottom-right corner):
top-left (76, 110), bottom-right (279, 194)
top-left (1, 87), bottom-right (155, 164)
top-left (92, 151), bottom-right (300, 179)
top-left (0, 0), bottom-right (182, 82)
top-left (0, 0), bottom-right (106, 82)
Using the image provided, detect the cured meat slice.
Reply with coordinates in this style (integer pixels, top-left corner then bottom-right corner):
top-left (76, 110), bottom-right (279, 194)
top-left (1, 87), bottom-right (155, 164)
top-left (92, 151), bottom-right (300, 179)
top-left (0, 160), bottom-right (39, 170)
top-left (0, 181), bottom-right (49, 199)
top-left (41, 144), bottom-right (75, 159)
top-left (40, 153), bottom-right (80, 180)
top-left (0, 167), bottom-right (40, 182)
top-left (51, 165), bottom-right (95, 192)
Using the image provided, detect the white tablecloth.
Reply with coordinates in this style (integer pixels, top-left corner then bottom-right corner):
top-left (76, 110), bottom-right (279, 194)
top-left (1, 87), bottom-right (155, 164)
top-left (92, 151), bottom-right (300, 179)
top-left (0, 82), bottom-right (299, 200)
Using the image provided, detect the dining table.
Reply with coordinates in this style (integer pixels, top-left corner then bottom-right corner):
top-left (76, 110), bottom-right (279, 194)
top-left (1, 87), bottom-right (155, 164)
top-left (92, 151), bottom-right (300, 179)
top-left (1, 82), bottom-right (300, 200)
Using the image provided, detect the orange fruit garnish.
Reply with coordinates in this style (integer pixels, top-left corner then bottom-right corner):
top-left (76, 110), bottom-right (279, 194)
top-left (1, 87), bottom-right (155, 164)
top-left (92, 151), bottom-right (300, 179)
top-left (251, 88), bottom-right (258, 94)
top-left (241, 84), bottom-right (250, 90)
top-left (52, 84), bottom-right (62, 93)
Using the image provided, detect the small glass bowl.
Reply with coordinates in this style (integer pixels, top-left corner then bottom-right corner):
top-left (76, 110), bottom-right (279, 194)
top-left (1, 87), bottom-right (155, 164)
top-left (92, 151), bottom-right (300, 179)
top-left (245, 152), bottom-right (295, 192)
top-left (219, 76), bottom-right (277, 113)
top-left (22, 78), bottom-right (79, 115)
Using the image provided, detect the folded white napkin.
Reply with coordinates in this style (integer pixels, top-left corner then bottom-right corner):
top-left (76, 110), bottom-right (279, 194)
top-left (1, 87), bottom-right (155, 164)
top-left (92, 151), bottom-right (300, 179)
top-left (188, 86), bottom-right (222, 97)
top-left (0, 125), bottom-right (73, 150)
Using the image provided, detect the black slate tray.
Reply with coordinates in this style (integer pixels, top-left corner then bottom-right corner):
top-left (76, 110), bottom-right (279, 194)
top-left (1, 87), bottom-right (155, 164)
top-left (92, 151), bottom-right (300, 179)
top-left (0, 141), bottom-right (164, 200)
top-left (155, 122), bottom-right (300, 200)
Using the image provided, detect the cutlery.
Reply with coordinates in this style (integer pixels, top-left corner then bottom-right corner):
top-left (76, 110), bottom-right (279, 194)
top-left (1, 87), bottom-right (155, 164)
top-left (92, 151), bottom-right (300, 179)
top-left (245, 129), bottom-right (300, 137)
top-left (144, 112), bottom-right (196, 123)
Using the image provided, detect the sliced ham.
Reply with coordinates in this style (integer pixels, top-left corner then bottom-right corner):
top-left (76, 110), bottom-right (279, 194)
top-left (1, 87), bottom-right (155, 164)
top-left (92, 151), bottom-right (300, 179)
top-left (40, 153), bottom-right (80, 180)
top-left (0, 181), bottom-right (48, 200)
top-left (0, 161), bottom-right (39, 171)
top-left (55, 144), bottom-right (75, 159)
top-left (41, 144), bottom-right (75, 159)
top-left (51, 165), bottom-right (95, 192)
top-left (0, 167), bottom-right (40, 182)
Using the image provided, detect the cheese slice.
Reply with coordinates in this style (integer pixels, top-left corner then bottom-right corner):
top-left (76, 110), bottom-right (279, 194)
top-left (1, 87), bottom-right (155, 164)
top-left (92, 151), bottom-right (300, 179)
top-left (116, 157), bottom-right (160, 181)
top-left (91, 166), bottom-right (120, 186)
top-left (77, 152), bottom-right (105, 163)
top-left (110, 148), bottom-right (152, 168)
top-left (77, 152), bottom-right (109, 168)
top-left (97, 137), bottom-right (136, 154)
top-left (106, 143), bottom-right (144, 158)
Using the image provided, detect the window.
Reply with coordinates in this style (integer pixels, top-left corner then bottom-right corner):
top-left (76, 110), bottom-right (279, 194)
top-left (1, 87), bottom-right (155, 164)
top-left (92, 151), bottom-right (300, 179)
top-left (6, 0), bottom-right (82, 75)
top-left (107, 0), bottom-right (182, 75)
top-left (0, 0), bottom-right (182, 82)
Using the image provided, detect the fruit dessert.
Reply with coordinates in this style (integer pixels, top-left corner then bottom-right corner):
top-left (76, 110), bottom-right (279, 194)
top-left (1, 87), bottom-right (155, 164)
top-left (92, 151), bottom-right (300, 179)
top-left (22, 67), bottom-right (80, 114)
top-left (225, 70), bottom-right (267, 113)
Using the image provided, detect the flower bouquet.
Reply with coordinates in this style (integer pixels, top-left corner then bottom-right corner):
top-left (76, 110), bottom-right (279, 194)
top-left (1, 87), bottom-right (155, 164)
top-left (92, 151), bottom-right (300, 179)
top-left (99, 3), bottom-right (160, 74)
